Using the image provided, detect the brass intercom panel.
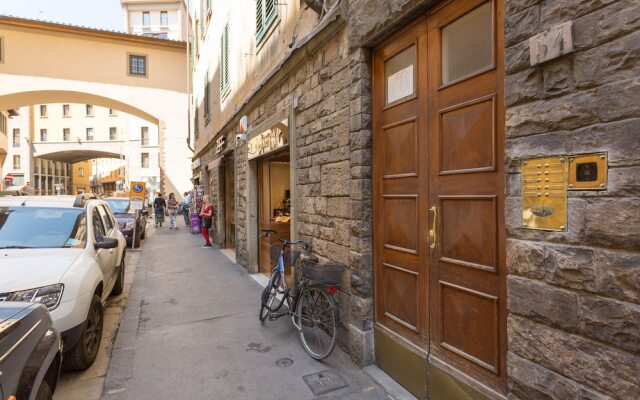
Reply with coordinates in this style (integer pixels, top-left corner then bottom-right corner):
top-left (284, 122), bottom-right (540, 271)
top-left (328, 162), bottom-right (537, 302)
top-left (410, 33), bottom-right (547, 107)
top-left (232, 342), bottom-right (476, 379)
top-left (568, 153), bottom-right (607, 190)
top-left (521, 157), bottom-right (568, 231)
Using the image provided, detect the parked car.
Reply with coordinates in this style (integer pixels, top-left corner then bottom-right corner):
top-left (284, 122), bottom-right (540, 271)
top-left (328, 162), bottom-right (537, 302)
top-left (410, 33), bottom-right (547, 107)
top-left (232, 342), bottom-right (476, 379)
top-left (0, 193), bottom-right (126, 371)
top-left (0, 185), bottom-right (30, 197)
top-left (104, 197), bottom-right (147, 247)
top-left (0, 302), bottom-right (62, 400)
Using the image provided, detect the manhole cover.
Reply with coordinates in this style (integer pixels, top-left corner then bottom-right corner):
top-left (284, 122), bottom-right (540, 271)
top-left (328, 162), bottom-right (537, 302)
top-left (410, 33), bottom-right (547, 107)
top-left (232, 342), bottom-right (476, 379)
top-left (302, 370), bottom-right (348, 396)
top-left (276, 358), bottom-right (293, 367)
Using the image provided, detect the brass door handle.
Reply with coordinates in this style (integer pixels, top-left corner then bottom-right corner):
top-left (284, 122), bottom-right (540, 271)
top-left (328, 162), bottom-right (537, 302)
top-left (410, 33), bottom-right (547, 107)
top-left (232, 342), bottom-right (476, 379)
top-left (429, 206), bottom-right (437, 249)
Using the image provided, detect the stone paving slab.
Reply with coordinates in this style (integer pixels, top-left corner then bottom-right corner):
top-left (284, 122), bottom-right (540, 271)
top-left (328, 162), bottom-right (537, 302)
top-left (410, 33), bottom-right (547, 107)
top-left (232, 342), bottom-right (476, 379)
top-left (102, 226), bottom-right (393, 400)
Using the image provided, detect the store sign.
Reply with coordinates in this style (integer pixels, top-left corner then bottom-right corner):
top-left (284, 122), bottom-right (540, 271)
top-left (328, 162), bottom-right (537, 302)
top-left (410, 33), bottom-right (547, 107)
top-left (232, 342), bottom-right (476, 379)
top-left (192, 158), bottom-right (201, 170)
top-left (215, 135), bottom-right (227, 154)
top-left (247, 118), bottom-right (289, 160)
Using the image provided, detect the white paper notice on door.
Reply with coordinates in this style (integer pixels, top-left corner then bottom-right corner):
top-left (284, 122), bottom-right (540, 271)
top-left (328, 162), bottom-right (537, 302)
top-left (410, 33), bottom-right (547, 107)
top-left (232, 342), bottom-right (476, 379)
top-left (387, 64), bottom-right (414, 105)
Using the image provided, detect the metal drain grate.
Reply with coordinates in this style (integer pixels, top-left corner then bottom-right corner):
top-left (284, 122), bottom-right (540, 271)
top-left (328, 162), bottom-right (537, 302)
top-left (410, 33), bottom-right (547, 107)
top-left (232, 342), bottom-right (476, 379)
top-left (302, 370), bottom-right (349, 396)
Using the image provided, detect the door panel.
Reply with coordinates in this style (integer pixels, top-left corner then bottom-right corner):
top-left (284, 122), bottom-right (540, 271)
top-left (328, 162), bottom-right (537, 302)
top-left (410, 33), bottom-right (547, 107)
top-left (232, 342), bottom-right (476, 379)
top-left (428, 0), bottom-right (506, 392)
top-left (373, 0), bottom-right (506, 395)
top-left (373, 19), bottom-right (429, 346)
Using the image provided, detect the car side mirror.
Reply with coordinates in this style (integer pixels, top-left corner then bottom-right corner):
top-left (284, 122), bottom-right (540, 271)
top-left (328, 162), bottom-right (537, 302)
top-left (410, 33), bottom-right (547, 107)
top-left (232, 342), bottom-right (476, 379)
top-left (95, 236), bottom-right (119, 249)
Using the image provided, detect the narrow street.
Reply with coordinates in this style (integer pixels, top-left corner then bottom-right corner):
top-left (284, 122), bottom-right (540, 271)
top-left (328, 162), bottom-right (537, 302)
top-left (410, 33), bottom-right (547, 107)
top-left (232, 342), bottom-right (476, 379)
top-left (99, 225), bottom-right (397, 400)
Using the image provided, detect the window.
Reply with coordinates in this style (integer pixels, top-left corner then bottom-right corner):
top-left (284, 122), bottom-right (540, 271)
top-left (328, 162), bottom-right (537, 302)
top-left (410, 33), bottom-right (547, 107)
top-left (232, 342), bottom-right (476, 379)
top-left (220, 24), bottom-right (230, 96)
top-left (63, 104), bottom-right (70, 116)
top-left (141, 153), bottom-right (150, 168)
top-left (86, 128), bottom-right (94, 141)
top-left (92, 210), bottom-right (106, 243)
top-left (194, 105), bottom-right (199, 140)
top-left (40, 129), bottom-right (48, 142)
top-left (98, 206), bottom-right (114, 232)
top-left (141, 126), bottom-right (149, 145)
top-left (129, 54), bottom-right (147, 77)
top-left (160, 11), bottom-right (168, 26)
top-left (13, 155), bottom-right (20, 170)
top-left (86, 104), bottom-right (93, 116)
top-left (78, 167), bottom-right (84, 177)
top-left (0, 36), bottom-right (4, 63)
top-left (40, 105), bottom-right (47, 117)
top-left (109, 108), bottom-right (117, 116)
top-left (63, 128), bottom-right (70, 142)
top-left (256, 0), bottom-right (277, 44)
top-left (142, 11), bottom-right (150, 26)
top-left (12, 129), bottom-right (19, 148)
top-left (110, 127), bottom-right (117, 141)
top-left (204, 73), bottom-right (211, 120)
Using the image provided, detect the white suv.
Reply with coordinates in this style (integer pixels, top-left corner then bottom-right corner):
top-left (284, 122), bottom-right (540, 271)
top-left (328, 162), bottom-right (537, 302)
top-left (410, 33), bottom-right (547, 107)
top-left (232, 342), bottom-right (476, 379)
top-left (0, 194), bottom-right (126, 370)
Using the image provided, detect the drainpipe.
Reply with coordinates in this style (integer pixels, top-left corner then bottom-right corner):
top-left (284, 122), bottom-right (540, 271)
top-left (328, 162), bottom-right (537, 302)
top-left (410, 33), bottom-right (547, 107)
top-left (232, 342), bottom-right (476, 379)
top-left (186, 0), bottom-right (194, 153)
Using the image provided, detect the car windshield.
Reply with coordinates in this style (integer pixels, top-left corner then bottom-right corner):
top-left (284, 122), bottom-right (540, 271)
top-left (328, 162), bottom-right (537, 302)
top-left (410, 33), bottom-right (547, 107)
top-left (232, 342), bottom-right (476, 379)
top-left (0, 207), bottom-right (87, 248)
top-left (106, 199), bottom-right (131, 214)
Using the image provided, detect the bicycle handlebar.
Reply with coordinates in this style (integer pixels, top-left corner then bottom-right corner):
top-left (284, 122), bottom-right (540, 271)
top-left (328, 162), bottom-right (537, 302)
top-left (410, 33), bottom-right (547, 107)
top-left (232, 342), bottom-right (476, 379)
top-left (260, 229), bottom-right (311, 250)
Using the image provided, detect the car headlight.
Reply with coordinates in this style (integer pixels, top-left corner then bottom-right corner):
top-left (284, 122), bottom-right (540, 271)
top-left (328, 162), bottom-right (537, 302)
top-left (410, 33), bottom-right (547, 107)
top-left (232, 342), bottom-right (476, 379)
top-left (1, 284), bottom-right (64, 310)
top-left (124, 221), bottom-right (135, 229)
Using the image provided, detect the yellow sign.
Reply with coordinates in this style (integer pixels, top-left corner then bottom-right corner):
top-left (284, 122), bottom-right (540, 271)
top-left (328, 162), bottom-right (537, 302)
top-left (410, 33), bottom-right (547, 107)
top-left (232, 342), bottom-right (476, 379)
top-left (129, 181), bottom-right (146, 210)
top-left (521, 157), bottom-right (567, 231)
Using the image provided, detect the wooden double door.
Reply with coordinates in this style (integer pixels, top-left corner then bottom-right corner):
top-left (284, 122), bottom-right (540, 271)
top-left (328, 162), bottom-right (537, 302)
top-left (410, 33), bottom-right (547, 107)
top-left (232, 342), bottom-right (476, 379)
top-left (372, 0), bottom-right (506, 394)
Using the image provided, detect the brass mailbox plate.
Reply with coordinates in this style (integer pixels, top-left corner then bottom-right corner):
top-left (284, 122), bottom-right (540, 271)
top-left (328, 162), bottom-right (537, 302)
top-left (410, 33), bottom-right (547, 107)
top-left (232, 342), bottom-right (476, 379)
top-left (568, 152), bottom-right (607, 190)
top-left (522, 156), bottom-right (567, 231)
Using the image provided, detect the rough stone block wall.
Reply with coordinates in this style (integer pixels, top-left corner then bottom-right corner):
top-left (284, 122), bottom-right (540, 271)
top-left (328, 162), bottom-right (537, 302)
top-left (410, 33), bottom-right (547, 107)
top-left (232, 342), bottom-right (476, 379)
top-left (504, 1), bottom-right (640, 399)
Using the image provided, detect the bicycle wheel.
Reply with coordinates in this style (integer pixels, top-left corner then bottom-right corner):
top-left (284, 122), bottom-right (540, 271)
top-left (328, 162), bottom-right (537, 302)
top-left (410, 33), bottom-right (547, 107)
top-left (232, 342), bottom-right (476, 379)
top-left (296, 286), bottom-right (338, 360)
top-left (260, 268), bottom-right (285, 321)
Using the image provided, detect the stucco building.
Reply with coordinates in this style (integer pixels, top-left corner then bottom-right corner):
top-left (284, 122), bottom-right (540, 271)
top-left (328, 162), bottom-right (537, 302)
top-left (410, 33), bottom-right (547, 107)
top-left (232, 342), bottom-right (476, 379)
top-left (192, 0), bottom-right (639, 399)
top-left (0, 15), bottom-right (191, 199)
top-left (122, 0), bottom-right (189, 40)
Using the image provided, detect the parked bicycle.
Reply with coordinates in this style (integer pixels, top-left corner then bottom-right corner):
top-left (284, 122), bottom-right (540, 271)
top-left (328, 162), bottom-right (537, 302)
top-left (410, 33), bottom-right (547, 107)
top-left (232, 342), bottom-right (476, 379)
top-left (259, 229), bottom-right (343, 360)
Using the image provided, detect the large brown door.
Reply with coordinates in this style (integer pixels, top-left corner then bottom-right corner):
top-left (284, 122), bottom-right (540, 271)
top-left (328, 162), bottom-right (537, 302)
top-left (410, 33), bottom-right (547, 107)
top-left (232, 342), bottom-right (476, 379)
top-left (373, 0), bottom-right (506, 394)
top-left (373, 19), bottom-right (429, 347)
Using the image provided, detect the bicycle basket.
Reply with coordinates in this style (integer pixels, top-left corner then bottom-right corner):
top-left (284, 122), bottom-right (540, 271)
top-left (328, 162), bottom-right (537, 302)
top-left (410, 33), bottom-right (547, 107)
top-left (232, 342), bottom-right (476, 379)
top-left (300, 261), bottom-right (345, 286)
top-left (269, 245), bottom-right (301, 268)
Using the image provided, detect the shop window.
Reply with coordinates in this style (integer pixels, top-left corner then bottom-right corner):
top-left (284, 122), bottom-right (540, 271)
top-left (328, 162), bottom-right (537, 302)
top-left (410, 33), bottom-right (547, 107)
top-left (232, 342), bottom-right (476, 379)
top-left (256, 0), bottom-right (277, 44)
top-left (260, 160), bottom-right (291, 225)
top-left (441, 1), bottom-right (493, 85)
top-left (220, 24), bottom-right (230, 97)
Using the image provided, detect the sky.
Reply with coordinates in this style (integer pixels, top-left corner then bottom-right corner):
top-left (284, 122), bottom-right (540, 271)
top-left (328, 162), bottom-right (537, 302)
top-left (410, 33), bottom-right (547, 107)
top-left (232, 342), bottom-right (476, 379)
top-left (0, 0), bottom-right (124, 31)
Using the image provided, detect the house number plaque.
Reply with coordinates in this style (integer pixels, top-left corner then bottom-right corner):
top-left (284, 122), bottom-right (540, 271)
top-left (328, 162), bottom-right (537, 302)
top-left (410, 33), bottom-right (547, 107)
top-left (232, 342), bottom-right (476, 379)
top-left (521, 156), bottom-right (568, 231)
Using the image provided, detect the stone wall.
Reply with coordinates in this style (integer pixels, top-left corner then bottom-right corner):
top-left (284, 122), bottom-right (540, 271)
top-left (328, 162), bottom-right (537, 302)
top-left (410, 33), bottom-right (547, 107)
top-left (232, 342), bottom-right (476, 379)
top-left (504, 1), bottom-right (640, 399)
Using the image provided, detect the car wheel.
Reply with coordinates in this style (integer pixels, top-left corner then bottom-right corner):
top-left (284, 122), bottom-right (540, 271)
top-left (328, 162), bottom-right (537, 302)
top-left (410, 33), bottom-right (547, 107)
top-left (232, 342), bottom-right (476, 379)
top-left (35, 381), bottom-right (53, 400)
top-left (62, 294), bottom-right (103, 371)
top-left (111, 256), bottom-right (125, 296)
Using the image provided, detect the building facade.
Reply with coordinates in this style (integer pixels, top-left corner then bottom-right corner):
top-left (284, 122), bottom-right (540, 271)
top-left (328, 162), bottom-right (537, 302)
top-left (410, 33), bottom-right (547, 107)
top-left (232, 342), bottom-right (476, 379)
top-left (121, 0), bottom-right (189, 40)
top-left (191, 1), bottom-right (640, 399)
top-left (32, 103), bottom-right (161, 195)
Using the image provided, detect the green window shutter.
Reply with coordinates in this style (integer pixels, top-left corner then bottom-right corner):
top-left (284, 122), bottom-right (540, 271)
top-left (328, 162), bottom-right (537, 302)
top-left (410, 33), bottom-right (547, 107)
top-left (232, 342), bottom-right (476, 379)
top-left (220, 24), bottom-right (230, 95)
top-left (256, 0), bottom-right (264, 36)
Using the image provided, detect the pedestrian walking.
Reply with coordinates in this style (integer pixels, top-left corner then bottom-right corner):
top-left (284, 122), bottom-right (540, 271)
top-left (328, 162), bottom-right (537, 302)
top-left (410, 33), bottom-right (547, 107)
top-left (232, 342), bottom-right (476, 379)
top-left (153, 192), bottom-right (166, 228)
top-left (181, 191), bottom-right (191, 229)
top-left (200, 195), bottom-right (213, 248)
top-left (167, 192), bottom-right (179, 230)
